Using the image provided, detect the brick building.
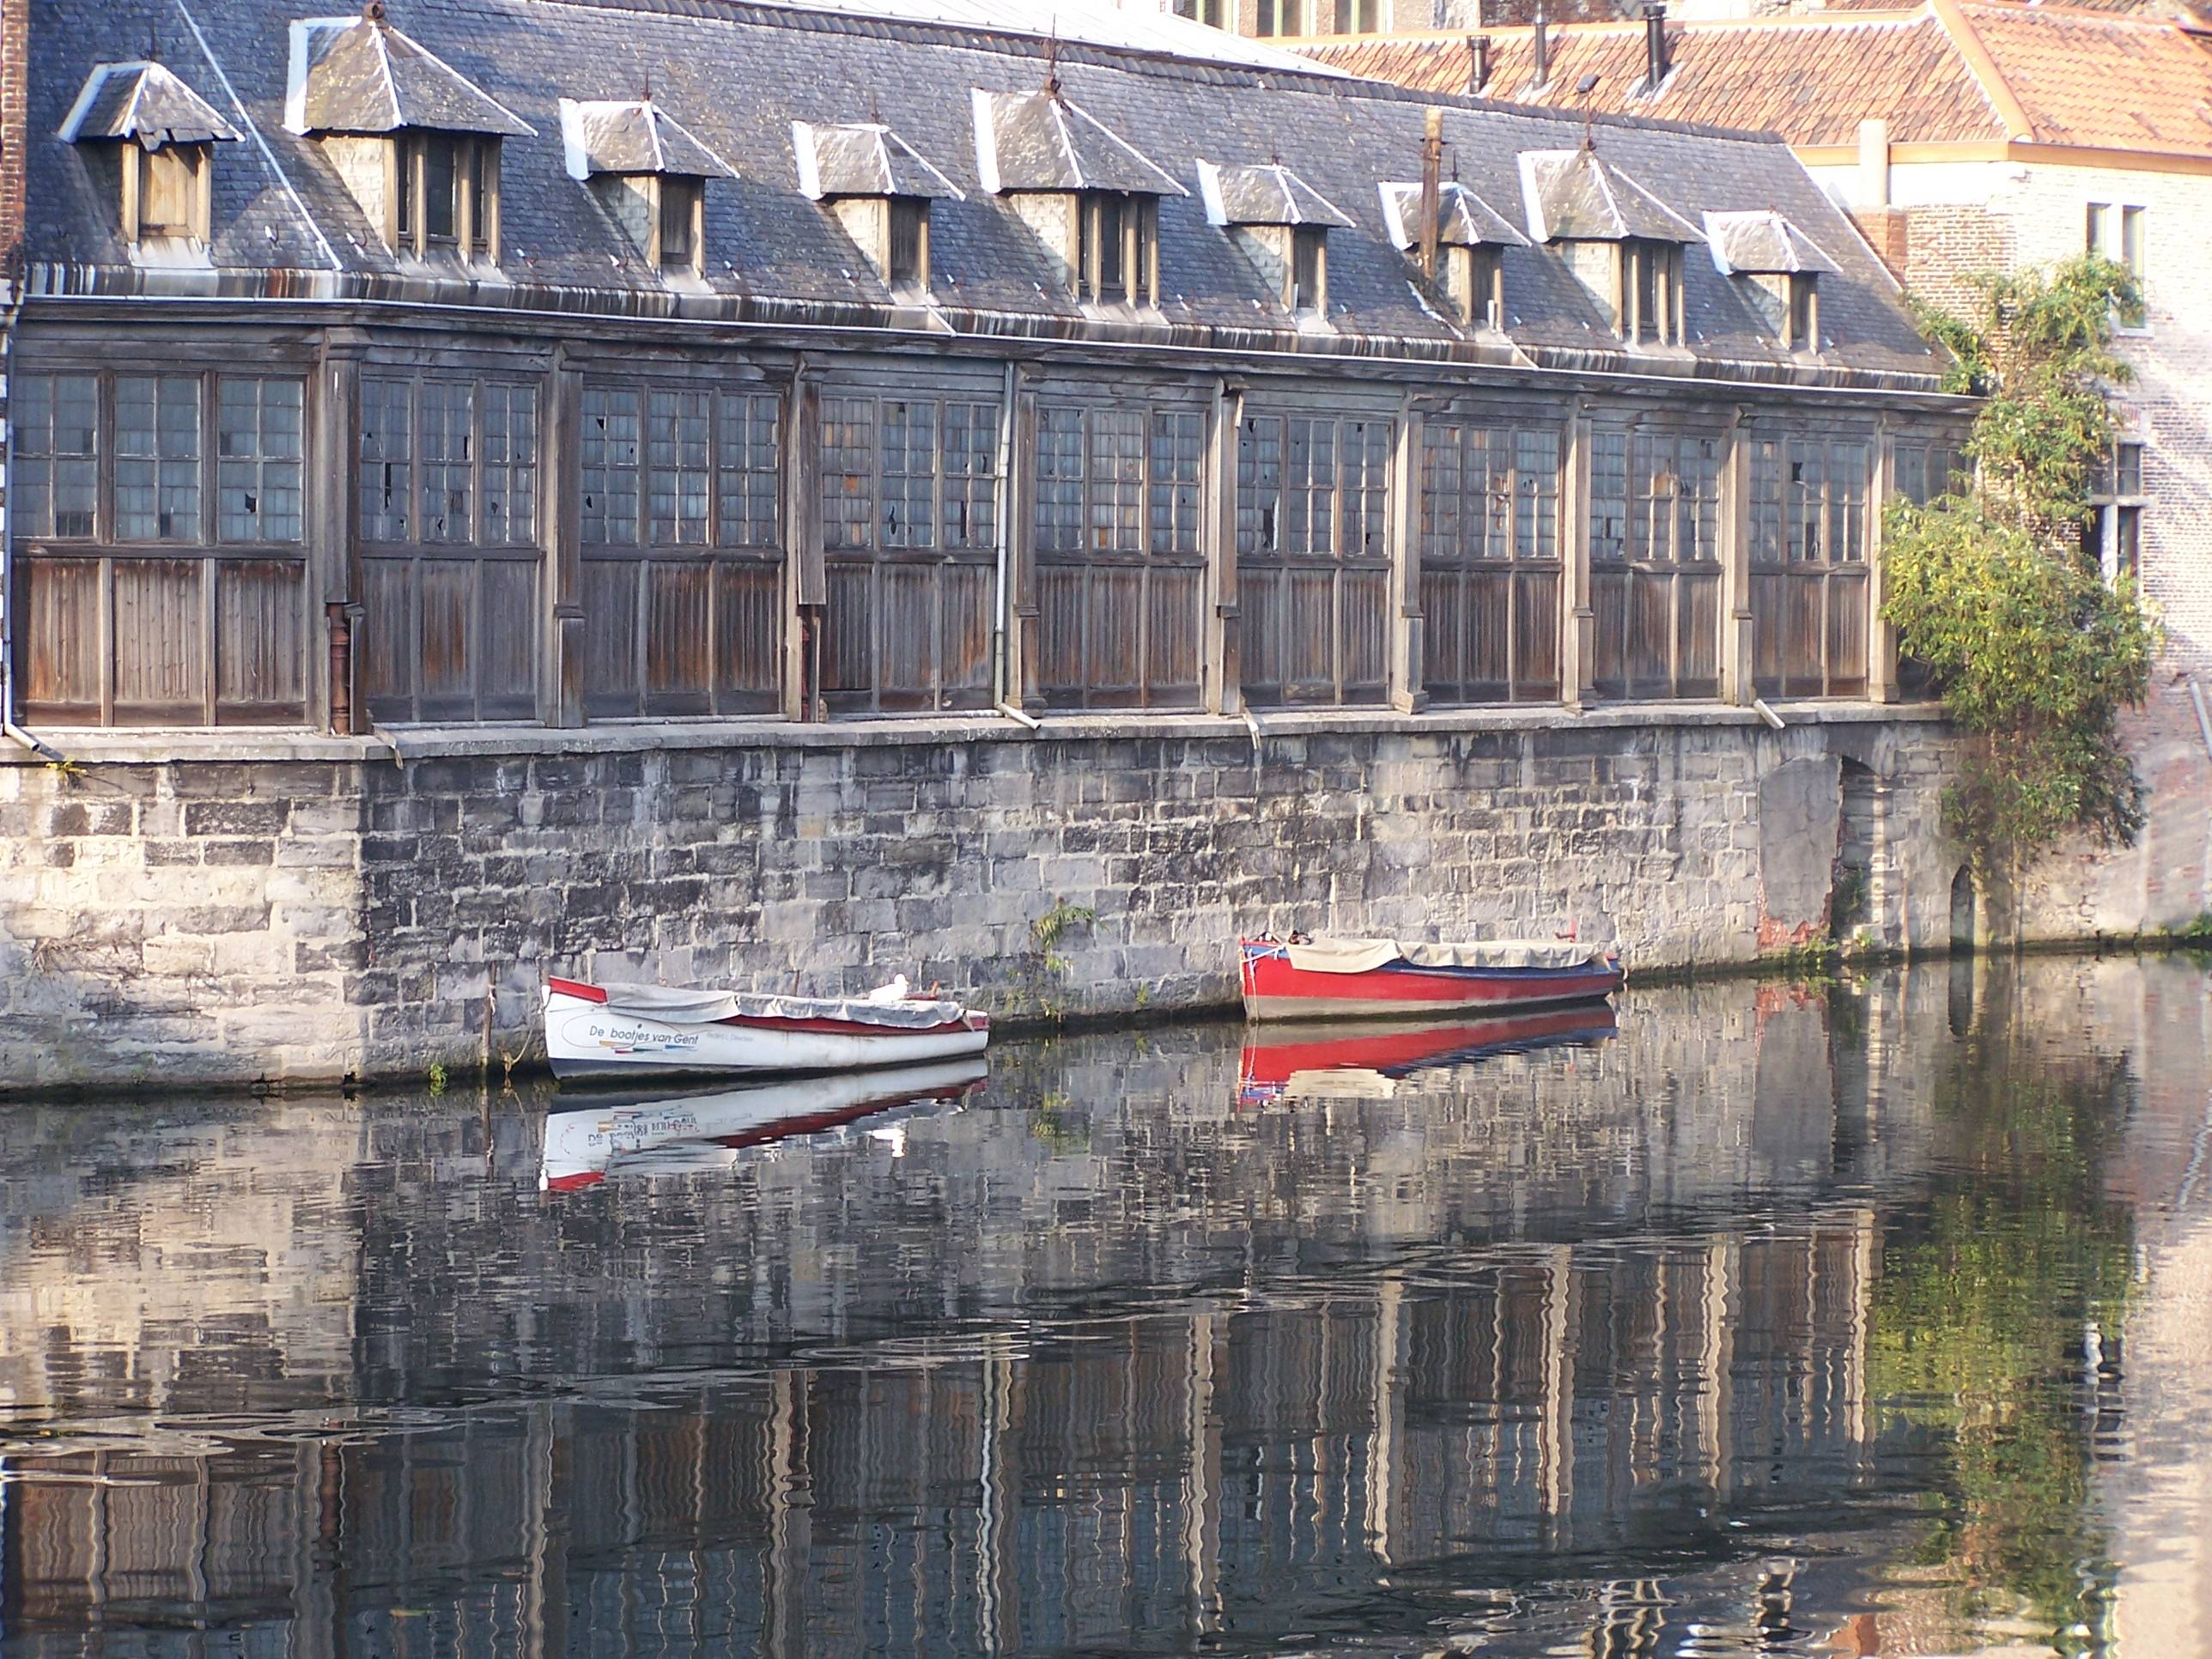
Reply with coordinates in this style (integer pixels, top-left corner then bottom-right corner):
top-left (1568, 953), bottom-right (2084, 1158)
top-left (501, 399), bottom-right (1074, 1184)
top-left (1301, 0), bottom-right (2212, 931)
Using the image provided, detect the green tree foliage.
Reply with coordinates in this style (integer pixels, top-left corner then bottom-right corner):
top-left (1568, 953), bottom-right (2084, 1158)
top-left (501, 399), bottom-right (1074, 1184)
top-left (1882, 256), bottom-right (2160, 877)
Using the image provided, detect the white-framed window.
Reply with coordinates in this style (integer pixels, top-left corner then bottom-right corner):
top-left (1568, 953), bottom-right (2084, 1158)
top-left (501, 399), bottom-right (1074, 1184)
top-left (2086, 200), bottom-right (2147, 327)
top-left (2085, 439), bottom-right (2147, 583)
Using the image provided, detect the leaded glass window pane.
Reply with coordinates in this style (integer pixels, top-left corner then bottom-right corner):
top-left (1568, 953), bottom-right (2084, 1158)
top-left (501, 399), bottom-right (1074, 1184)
top-left (216, 377), bottom-right (305, 544)
top-left (115, 374), bottom-right (202, 542)
top-left (581, 386), bottom-right (641, 545)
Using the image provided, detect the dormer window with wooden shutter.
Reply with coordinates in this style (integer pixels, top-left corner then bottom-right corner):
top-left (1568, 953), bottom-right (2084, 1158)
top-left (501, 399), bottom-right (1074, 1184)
top-left (971, 88), bottom-right (1184, 309)
top-left (60, 61), bottom-right (241, 252)
top-left (1199, 161), bottom-right (1353, 322)
top-left (562, 100), bottom-right (736, 279)
top-left (1704, 210), bottom-right (1840, 352)
top-left (285, 7), bottom-right (532, 265)
top-left (794, 120), bottom-right (962, 297)
top-left (1519, 148), bottom-right (1703, 347)
top-left (1379, 179), bottom-right (1529, 330)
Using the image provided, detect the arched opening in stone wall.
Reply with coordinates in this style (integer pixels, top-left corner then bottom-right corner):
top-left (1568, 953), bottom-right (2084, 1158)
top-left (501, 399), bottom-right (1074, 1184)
top-left (1832, 759), bottom-right (1878, 941)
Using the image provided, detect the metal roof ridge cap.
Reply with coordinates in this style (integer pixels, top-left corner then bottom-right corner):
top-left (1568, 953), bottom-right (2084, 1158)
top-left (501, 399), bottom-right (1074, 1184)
top-left (1929, 0), bottom-right (2035, 141)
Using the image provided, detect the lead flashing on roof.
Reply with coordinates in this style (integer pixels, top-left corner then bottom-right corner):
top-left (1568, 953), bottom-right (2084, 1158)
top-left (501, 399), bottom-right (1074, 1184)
top-left (559, 100), bottom-right (736, 182)
top-left (1517, 146), bottom-right (1703, 243)
top-left (284, 12), bottom-right (533, 138)
top-left (970, 88), bottom-right (1186, 197)
top-left (1195, 161), bottom-right (1354, 229)
top-left (1704, 209), bottom-right (1841, 275)
top-left (59, 62), bottom-right (243, 149)
top-left (793, 121), bottom-right (963, 201)
top-left (1377, 180), bottom-right (1530, 250)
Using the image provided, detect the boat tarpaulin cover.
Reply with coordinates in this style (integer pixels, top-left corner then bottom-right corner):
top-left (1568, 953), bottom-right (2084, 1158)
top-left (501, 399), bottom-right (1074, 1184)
top-left (1281, 938), bottom-right (1610, 975)
top-left (593, 981), bottom-right (969, 1030)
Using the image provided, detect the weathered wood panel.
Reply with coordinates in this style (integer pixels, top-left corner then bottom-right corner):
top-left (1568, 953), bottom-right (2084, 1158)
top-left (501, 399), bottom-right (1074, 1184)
top-left (214, 559), bottom-right (307, 723)
top-left (112, 559), bottom-right (204, 721)
top-left (1419, 420), bottom-right (1563, 704)
top-left (14, 557), bottom-right (101, 719)
top-left (1589, 427), bottom-right (1723, 702)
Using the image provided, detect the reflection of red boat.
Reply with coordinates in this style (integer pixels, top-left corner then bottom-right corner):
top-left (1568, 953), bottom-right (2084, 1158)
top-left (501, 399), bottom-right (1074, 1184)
top-left (1238, 1005), bottom-right (1618, 1105)
top-left (1239, 936), bottom-right (1622, 1022)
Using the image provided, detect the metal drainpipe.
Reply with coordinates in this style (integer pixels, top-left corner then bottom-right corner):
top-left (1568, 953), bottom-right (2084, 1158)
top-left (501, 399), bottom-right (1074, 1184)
top-left (0, 274), bottom-right (67, 766)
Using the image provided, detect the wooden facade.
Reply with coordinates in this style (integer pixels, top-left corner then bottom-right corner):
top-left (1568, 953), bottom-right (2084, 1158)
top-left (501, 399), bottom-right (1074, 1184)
top-left (4, 328), bottom-right (1966, 732)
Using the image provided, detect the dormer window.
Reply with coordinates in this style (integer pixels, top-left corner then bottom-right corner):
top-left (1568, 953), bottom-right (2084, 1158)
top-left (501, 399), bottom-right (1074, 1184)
top-left (1199, 161), bottom-right (1352, 322)
top-left (1079, 192), bottom-right (1158, 305)
top-left (395, 131), bottom-right (495, 258)
top-left (972, 89), bottom-right (1184, 309)
top-left (1704, 210), bottom-right (1839, 353)
top-left (1291, 227), bottom-right (1324, 313)
top-left (1379, 179), bottom-right (1529, 331)
top-left (793, 121), bottom-right (961, 298)
top-left (133, 143), bottom-right (207, 240)
top-left (1623, 240), bottom-right (1682, 344)
top-left (659, 177), bottom-right (702, 272)
top-left (1520, 149), bottom-right (1703, 349)
top-left (888, 198), bottom-right (926, 288)
top-left (61, 61), bottom-right (240, 251)
top-left (286, 9), bottom-right (532, 266)
top-left (562, 100), bottom-right (732, 281)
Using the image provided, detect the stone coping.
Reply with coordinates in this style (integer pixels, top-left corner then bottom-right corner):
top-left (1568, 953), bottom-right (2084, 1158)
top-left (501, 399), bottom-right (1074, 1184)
top-left (0, 700), bottom-right (1950, 767)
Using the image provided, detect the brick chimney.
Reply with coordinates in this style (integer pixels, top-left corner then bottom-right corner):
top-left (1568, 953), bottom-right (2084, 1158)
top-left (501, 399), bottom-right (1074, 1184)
top-left (0, 0), bottom-right (27, 282)
top-left (1849, 118), bottom-right (1910, 276)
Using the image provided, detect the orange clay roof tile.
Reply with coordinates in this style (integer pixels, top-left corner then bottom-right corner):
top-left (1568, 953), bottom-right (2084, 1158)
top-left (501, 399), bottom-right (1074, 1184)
top-left (1298, 2), bottom-right (2212, 158)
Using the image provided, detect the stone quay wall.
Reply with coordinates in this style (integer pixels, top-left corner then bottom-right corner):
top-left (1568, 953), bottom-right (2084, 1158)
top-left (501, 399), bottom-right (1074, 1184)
top-left (0, 706), bottom-right (1971, 1091)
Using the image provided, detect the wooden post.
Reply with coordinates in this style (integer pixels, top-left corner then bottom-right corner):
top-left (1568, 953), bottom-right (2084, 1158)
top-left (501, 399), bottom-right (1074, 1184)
top-left (1720, 405), bottom-right (1753, 704)
top-left (1391, 395), bottom-right (1426, 713)
top-left (786, 364), bottom-right (823, 721)
top-left (1562, 402), bottom-right (1594, 708)
top-left (1868, 420), bottom-right (1899, 702)
top-left (1206, 378), bottom-right (1243, 715)
top-left (543, 346), bottom-right (586, 727)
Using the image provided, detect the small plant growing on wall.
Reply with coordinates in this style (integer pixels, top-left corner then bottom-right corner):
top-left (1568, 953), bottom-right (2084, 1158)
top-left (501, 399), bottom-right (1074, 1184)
top-left (1010, 898), bottom-right (1096, 1024)
top-left (1883, 255), bottom-right (2160, 884)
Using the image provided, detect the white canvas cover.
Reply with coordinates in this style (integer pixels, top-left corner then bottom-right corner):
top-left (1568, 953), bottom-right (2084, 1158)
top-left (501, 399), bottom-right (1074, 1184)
top-left (594, 981), bottom-right (968, 1030)
top-left (1281, 938), bottom-right (1609, 975)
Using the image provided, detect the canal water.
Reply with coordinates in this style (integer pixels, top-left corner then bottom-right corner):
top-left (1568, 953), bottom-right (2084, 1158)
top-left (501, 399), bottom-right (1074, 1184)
top-left (2, 954), bottom-right (2210, 1657)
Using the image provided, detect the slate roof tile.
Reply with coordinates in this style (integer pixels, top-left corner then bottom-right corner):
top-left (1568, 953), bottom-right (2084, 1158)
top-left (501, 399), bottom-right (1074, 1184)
top-left (20, 0), bottom-right (1945, 382)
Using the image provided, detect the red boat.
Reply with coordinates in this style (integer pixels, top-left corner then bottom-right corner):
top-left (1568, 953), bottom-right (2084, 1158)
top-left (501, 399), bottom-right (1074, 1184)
top-left (1239, 935), bottom-right (1620, 1022)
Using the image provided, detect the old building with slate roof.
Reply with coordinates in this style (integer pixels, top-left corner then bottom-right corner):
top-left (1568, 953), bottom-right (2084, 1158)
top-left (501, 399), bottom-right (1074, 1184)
top-left (0, 0), bottom-right (2005, 1087)
top-left (1303, 0), bottom-right (2212, 937)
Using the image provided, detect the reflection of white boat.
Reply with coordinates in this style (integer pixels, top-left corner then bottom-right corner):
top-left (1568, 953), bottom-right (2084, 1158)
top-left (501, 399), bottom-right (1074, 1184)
top-left (543, 975), bottom-right (990, 1080)
top-left (540, 1056), bottom-right (988, 1191)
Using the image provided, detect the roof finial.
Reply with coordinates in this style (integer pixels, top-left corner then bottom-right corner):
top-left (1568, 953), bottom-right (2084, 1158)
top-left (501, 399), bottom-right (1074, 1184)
top-left (1577, 71), bottom-right (1601, 149)
top-left (363, 0), bottom-right (386, 21)
top-left (1043, 21), bottom-right (1061, 99)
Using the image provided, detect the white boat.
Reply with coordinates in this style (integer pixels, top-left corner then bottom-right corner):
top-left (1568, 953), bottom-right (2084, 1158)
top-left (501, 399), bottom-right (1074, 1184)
top-left (543, 975), bottom-right (990, 1079)
top-left (540, 1056), bottom-right (988, 1191)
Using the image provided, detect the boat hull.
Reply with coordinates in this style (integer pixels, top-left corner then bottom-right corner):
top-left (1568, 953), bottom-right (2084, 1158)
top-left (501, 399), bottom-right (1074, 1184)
top-left (1238, 940), bottom-right (1620, 1023)
top-left (544, 982), bottom-right (989, 1079)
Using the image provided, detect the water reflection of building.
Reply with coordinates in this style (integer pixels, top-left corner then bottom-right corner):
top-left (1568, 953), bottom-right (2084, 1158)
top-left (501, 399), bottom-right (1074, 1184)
top-left (0, 975), bottom-right (1930, 1653)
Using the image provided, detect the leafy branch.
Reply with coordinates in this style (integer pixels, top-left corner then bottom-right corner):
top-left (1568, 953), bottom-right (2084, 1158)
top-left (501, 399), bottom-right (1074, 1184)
top-left (1884, 255), bottom-right (2160, 879)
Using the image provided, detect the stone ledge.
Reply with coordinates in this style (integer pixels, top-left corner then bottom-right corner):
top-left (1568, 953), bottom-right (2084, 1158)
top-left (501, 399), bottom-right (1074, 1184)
top-left (0, 700), bottom-right (1951, 768)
